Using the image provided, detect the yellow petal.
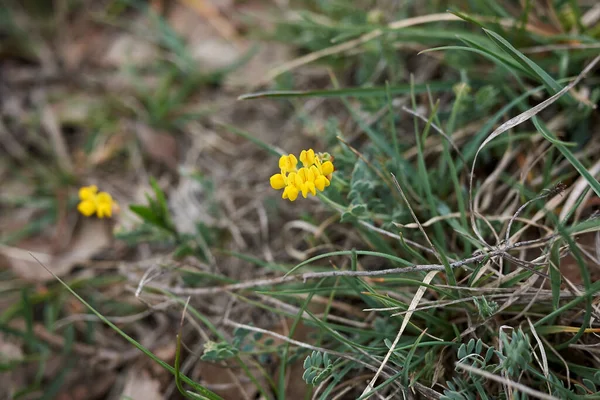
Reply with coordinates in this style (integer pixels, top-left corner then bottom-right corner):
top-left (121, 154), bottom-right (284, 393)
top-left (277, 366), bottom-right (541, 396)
top-left (278, 155), bottom-right (288, 170)
top-left (310, 165), bottom-right (321, 177)
top-left (306, 181), bottom-right (316, 196)
top-left (77, 200), bottom-right (96, 217)
top-left (320, 161), bottom-right (334, 176)
top-left (279, 154), bottom-right (299, 173)
top-left (301, 184), bottom-right (308, 198)
top-left (306, 167), bottom-right (315, 182)
top-left (303, 149), bottom-right (316, 167)
top-left (283, 185), bottom-right (298, 201)
top-left (289, 154), bottom-right (298, 168)
top-left (79, 185), bottom-right (98, 200)
top-left (96, 192), bottom-right (113, 204)
top-left (315, 176), bottom-right (326, 191)
top-left (270, 173), bottom-right (286, 189)
top-left (97, 203), bottom-right (112, 218)
top-left (297, 167), bottom-right (306, 181)
top-left (294, 173), bottom-right (303, 189)
top-left (300, 150), bottom-right (310, 167)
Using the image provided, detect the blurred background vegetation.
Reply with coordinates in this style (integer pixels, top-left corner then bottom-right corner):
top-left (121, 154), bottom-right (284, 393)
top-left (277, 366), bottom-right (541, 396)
top-left (1, 0), bottom-right (599, 399)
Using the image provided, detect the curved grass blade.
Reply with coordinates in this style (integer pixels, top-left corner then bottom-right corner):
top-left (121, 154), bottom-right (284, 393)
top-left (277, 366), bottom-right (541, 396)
top-left (533, 117), bottom-right (600, 198)
top-left (483, 29), bottom-right (564, 96)
top-left (31, 254), bottom-right (224, 400)
top-left (238, 81), bottom-right (455, 100)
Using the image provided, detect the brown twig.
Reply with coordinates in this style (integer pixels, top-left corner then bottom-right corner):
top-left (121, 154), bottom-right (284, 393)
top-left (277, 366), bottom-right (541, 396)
top-left (148, 234), bottom-right (559, 296)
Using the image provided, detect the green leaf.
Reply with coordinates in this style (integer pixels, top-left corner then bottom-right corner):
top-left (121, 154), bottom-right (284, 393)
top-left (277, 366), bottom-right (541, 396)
top-left (483, 29), bottom-right (564, 96)
top-left (150, 177), bottom-right (169, 215)
top-left (313, 351), bottom-right (322, 367)
top-left (303, 355), bottom-right (311, 369)
top-left (129, 205), bottom-right (163, 227)
top-left (458, 344), bottom-right (467, 360)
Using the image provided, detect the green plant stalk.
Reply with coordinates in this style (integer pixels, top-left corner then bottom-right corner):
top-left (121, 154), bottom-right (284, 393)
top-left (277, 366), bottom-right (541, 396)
top-left (278, 279), bottom-right (323, 400)
top-left (442, 82), bottom-right (471, 255)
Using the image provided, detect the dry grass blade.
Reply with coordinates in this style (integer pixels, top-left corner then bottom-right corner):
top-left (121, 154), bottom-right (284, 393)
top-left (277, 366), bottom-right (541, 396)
top-left (528, 318), bottom-right (550, 392)
top-left (264, 12), bottom-right (563, 82)
top-left (559, 159), bottom-right (600, 221)
top-left (455, 363), bottom-right (560, 400)
top-left (468, 55), bottom-right (600, 244)
top-left (361, 270), bottom-right (439, 398)
top-left (264, 13), bottom-right (460, 82)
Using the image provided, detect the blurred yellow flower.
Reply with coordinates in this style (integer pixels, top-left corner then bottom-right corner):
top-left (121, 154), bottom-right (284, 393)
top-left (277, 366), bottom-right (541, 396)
top-left (77, 185), bottom-right (116, 218)
top-left (270, 149), bottom-right (334, 202)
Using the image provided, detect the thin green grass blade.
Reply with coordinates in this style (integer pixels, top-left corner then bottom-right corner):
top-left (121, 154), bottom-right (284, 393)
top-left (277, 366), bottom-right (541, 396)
top-left (357, 370), bottom-right (404, 400)
top-left (533, 117), bottom-right (600, 198)
top-left (218, 123), bottom-right (284, 157)
top-left (458, 36), bottom-right (529, 74)
top-left (402, 329), bottom-right (427, 387)
top-left (447, 9), bottom-right (486, 28)
top-left (549, 242), bottom-right (562, 311)
top-left (278, 279), bottom-right (323, 400)
top-left (31, 255), bottom-right (224, 400)
top-left (385, 82), bottom-right (399, 159)
top-left (238, 81), bottom-right (455, 100)
top-left (284, 250), bottom-right (411, 277)
top-left (435, 241), bottom-right (457, 292)
top-left (409, 80), bottom-right (445, 245)
top-left (483, 29), bottom-right (563, 95)
top-left (534, 280), bottom-right (600, 328)
top-left (174, 333), bottom-right (198, 399)
top-left (567, 216), bottom-right (600, 235)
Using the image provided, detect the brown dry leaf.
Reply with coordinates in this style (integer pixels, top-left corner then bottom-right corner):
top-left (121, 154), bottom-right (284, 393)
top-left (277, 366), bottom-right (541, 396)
top-left (103, 33), bottom-right (159, 67)
top-left (136, 124), bottom-right (178, 169)
top-left (166, 3), bottom-right (242, 73)
top-left (0, 218), bottom-right (113, 282)
top-left (121, 369), bottom-right (163, 400)
top-left (177, 0), bottom-right (240, 44)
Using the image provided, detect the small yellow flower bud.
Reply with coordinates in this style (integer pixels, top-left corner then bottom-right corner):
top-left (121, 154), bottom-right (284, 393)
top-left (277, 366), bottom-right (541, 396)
top-left (320, 161), bottom-right (334, 176)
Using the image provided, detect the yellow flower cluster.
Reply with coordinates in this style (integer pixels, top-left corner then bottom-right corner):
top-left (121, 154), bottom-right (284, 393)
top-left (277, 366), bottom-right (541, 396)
top-left (270, 149), bottom-right (334, 201)
top-left (77, 185), bottom-right (115, 218)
